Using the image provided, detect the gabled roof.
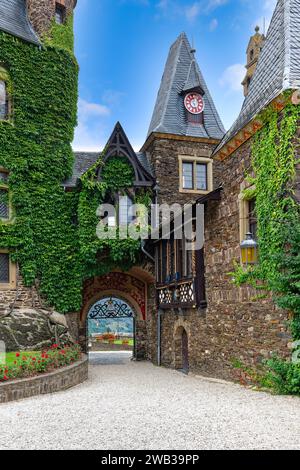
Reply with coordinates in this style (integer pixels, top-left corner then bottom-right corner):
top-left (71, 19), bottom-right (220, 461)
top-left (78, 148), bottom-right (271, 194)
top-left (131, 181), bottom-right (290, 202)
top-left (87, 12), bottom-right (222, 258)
top-left (64, 124), bottom-right (154, 188)
top-left (215, 0), bottom-right (300, 154)
top-left (101, 122), bottom-right (154, 187)
top-left (147, 32), bottom-right (225, 140)
top-left (0, 0), bottom-right (40, 45)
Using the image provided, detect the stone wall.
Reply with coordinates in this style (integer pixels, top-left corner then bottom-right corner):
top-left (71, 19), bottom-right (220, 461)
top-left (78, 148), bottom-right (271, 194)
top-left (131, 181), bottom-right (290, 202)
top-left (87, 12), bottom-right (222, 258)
top-left (26, 0), bottom-right (76, 37)
top-left (147, 135), bottom-right (292, 380)
top-left (0, 273), bottom-right (43, 318)
top-left (146, 137), bottom-right (221, 206)
top-left (79, 269), bottom-right (156, 361)
top-left (0, 355), bottom-right (88, 404)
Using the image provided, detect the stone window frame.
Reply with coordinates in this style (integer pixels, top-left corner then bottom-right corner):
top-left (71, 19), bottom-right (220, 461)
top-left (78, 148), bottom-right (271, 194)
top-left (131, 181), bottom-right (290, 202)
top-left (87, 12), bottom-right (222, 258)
top-left (0, 168), bottom-right (12, 223)
top-left (0, 250), bottom-right (16, 290)
top-left (238, 184), bottom-right (256, 243)
top-left (178, 155), bottom-right (213, 195)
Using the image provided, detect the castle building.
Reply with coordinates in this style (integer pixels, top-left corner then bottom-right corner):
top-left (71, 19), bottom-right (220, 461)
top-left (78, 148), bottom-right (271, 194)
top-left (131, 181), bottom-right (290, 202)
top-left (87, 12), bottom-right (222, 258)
top-left (0, 0), bottom-right (299, 381)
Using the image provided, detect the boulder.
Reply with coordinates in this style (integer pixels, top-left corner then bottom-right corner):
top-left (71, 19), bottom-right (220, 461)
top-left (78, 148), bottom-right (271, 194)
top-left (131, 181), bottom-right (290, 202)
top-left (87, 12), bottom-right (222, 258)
top-left (0, 308), bottom-right (75, 352)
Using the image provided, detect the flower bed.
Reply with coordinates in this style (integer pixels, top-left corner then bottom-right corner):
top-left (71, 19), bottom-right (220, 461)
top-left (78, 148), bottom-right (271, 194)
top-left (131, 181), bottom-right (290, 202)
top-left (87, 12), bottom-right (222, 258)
top-left (0, 344), bottom-right (81, 383)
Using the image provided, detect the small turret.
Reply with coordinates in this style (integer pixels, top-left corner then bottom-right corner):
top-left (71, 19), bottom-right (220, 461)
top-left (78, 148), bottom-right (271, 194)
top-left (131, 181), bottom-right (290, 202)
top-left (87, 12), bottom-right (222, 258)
top-left (242, 26), bottom-right (265, 97)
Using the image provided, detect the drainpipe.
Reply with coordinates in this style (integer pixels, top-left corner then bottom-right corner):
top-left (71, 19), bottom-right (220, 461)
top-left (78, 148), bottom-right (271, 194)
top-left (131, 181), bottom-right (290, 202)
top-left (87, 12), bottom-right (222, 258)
top-left (157, 309), bottom-right (163, 367)
top-left (141, 240), bottom-right (155, 262)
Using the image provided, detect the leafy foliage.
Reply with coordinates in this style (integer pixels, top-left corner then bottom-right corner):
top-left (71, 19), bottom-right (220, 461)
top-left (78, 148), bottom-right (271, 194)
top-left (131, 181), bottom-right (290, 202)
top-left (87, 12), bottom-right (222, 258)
top-left (233, 100), bottom-right (300, 394)
top-left (267, 357), bottom-right (300, 395)
top-left (0, 28), bottom-right (82, 312)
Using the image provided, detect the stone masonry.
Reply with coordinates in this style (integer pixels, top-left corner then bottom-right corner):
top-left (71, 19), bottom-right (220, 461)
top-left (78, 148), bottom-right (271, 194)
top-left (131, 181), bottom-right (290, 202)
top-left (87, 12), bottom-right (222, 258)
top-left (147, 133), bottom-right (292, 381)
top-left (26, 0), bottom-right (76, 37)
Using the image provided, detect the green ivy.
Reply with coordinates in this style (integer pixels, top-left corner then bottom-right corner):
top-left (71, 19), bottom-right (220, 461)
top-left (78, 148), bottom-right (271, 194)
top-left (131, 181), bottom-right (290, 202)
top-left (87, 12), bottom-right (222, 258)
top-left (78, 155), bottom-right (147, 280)
top-left (0, 26), bottom-right (84, 313)
top-left (233, 99), bottom-right (300, 394)
top-left (43, 15), bottom-right (75, 53)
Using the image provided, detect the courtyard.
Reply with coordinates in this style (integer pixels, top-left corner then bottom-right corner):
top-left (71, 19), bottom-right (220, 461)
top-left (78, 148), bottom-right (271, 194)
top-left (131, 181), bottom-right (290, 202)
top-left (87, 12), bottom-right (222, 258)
top-left (0, 352), bottom-right (299, 451)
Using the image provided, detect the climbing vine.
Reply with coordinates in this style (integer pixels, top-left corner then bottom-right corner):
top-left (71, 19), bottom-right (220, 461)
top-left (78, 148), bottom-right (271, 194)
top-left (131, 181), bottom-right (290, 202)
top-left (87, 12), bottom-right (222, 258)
top-left (43, 14), bottom-right (75, 53)
top-left (0, 26), bottom-right (151, 314)
top-left (78, 155), bottom-right (150, 281)
top-left (233, 98), bottom-right (300, 394)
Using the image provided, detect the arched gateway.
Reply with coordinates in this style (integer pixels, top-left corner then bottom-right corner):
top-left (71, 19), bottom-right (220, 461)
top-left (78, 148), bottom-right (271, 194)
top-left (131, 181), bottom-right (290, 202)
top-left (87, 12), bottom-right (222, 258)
top-left (88, 297), bottom-right (136, 355)
top-left (79, 271), bottom-right (153, 360)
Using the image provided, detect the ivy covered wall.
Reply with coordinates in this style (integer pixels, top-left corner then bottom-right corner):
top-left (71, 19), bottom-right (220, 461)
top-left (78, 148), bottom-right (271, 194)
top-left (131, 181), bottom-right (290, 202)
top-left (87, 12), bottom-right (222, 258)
top-left (0, 24), bottom-right (82, 312)
top-left (234, 99), bottom-right (300, 394)
top-left (0, 24), bottom-right (149, 314)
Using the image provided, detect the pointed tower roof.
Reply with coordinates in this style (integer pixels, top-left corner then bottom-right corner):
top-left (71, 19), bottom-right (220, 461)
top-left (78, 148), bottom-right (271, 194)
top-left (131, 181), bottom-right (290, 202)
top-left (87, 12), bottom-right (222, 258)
top-left (215, 0), bottom-right (300, 154)
top-left (147, 33), bottom-right (225, 140)
top-left (0, 0), bottom-right (40, 45)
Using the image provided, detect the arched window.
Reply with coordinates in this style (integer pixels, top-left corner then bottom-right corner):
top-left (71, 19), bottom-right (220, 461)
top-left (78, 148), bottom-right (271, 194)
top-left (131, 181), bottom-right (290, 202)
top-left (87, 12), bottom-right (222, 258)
top-left (0, 67), bottom-right (10, 121)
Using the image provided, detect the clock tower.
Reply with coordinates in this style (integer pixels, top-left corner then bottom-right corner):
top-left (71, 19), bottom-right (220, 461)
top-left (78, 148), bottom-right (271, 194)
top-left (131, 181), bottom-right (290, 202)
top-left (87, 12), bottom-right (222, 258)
top-left (141, 33), bottom-right (225, 206)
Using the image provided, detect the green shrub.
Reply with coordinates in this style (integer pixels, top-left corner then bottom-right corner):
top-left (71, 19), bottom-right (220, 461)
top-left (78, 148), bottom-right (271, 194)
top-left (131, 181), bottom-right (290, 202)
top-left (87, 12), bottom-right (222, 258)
top-left (267, 357), bottom-right (300, 395)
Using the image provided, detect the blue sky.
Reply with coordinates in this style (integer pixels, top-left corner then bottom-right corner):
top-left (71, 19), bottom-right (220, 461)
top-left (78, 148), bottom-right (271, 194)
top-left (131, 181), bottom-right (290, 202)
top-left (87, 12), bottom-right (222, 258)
top-left (73, 0), bottom-right (277, 151)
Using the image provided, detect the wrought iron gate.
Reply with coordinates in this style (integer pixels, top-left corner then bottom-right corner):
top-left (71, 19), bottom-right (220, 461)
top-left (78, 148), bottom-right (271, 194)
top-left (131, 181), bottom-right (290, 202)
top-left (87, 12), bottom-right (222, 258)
top-left (88, 297), bottom-right (134, 319)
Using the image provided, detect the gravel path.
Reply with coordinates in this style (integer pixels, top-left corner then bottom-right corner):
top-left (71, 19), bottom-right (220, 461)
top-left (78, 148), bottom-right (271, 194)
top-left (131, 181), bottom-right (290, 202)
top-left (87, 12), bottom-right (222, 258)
top-left (0, 352), bottom-right (299, 450)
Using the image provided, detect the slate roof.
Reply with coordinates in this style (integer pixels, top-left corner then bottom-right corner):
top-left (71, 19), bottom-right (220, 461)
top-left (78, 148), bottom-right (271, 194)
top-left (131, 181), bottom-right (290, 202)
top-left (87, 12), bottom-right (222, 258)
top-left (215, 0), bottom-right (300, 154)
top-left (64, 150), bottom-right (153, 188)
top-left (63, 152), bottom-right (99, 188)
top-left (147, 32), bottom-right (225, 140)
top-left (0, 0), bottom-right (40, 45)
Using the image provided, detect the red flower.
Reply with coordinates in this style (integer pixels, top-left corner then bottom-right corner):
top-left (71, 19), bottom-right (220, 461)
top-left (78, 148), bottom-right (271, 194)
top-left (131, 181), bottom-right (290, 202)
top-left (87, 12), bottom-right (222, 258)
top-left (16, 353), bottom-right (20, 358)
top-left (3, 376), bottom-right (8, 381)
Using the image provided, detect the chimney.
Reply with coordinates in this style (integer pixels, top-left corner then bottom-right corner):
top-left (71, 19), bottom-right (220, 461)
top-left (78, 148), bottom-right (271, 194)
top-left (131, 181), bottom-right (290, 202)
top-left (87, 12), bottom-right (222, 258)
top-left (242, 26), bottom-right (265, 97)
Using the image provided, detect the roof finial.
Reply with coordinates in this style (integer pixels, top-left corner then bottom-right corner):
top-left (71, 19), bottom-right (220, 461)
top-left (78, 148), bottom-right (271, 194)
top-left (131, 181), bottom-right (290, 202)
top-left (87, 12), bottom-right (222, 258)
top-left (255, 25), bottom-right (260, 33)
top-left (191, 35), bottom-right (196, 54)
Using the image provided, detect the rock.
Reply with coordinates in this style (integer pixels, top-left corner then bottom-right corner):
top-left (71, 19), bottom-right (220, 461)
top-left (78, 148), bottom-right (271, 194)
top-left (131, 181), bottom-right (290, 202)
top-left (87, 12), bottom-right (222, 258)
top-left (0, 308), bottom-right (75, 352)
top-left (49, 311), bottom-right (68, 328)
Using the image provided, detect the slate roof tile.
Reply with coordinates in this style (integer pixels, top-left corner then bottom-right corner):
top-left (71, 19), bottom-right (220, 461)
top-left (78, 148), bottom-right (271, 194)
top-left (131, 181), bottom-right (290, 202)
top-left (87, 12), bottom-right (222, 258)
top-left (148, 32), bottom-right (225, 140)
top-left (215, 0), bottom-right (300, 154)
top-left (0, 0), bottom-right (40, 45)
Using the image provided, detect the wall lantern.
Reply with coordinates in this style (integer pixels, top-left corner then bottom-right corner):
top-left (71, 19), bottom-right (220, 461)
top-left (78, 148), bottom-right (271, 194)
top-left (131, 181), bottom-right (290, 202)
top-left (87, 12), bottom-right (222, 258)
top-left (240, 232), bottom-right (258, 265)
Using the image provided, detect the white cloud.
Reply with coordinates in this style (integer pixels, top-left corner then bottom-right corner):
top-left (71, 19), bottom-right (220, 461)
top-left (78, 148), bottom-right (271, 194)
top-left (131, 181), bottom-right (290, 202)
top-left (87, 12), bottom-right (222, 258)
top-left (209, 18), bottom-right (218, 31)
top-left (78, 98), bottom-right (110, 120)
top-left (156, 0), bottom-right (228, 21)
top-left (185, 3), bottom-right (201, 22)
top-left (73, 98), bottom-right (110, 151)
top-left (219, 63), bottom-right (245, 93)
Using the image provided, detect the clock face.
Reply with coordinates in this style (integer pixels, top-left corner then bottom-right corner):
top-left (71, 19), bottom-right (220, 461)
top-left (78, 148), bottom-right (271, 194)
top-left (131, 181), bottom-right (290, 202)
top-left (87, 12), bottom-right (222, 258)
top-left (184, 93), bottom-right (204, 115)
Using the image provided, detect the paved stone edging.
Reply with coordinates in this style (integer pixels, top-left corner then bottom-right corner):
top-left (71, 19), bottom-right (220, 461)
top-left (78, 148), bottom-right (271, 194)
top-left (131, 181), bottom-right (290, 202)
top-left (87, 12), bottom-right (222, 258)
top-left (0, 355), bottom-right (88, 404)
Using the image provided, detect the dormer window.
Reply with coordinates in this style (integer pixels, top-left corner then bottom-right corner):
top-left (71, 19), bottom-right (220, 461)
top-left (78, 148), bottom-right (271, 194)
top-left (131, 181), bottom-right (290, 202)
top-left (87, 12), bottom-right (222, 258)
top-left (55, 3), bottom-right (66, 24)
top-left (249, 49), bottom-right (254, 61)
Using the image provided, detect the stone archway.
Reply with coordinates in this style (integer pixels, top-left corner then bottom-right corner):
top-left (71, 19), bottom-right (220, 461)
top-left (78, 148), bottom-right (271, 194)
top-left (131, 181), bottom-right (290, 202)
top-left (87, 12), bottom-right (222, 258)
top-left (174, 322), bottom-right (190, 373)
top-left (79, 272), bottom-right (149, 360)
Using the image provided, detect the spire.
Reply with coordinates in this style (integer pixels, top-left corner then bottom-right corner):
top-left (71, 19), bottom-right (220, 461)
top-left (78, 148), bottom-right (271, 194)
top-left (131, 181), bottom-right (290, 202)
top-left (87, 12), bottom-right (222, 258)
top-left (147, 32), bottom-right (225, 140)
top-left (215, 0), bottom-right (300, 153)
